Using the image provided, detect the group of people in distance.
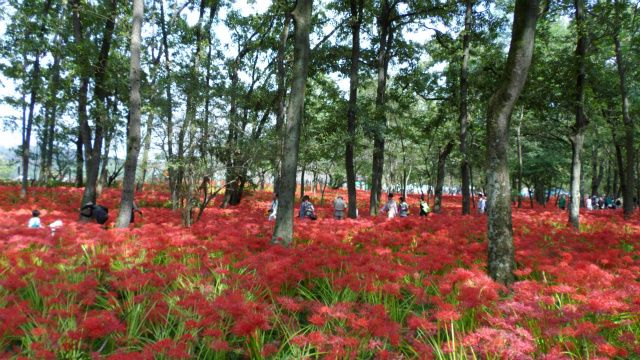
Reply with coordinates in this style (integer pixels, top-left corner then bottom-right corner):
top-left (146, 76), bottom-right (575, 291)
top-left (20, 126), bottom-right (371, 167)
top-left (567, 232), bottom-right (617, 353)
top-left (558, 194), bottom-right (623, 211)
top-left (268, 192), bottom-right (436, 221)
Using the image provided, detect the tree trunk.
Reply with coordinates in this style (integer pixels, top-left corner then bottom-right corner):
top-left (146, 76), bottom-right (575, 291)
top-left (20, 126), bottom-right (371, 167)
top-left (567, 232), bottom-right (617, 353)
top-left (76, 129), bottom-right (83, 187)
top-left (569, 0), bottom-right (588, 229)
top-left (516, 108), bottom-right (524, 208)
top-left (21, 0), bottom-right (53, 197)
top-left (158, 0), bottom-right (178, 208)
top-left (460, 0), bottom-right (473, 215)
top-left (115, 0), bottom-right (143, 228)
top-left (614, 133), bottom-right (625, 198)
top-left (369, 0), bottom-right (394, 216)
top-left (274, 13), bottom-right (292, 193)
top-left (345, 0), bottom-right (363, 219)
top-left (98, 132), bottom-right (112, 195)
top-left (569, 135), bottom-right (585, 227)
top-left (272, 0), bottom-right (313, 246)
top-left (78, 0), bottom-right (118, 208)
top-left (138, 113), bottom-right (153, 191)
top-left (613, 32), bottom-right (635, 218)
top-left (434, 141), bottom-right (454, 213)
top-left (590, 145), bottom-right (603, 196)
top-left (486, 0), bottom-right (539, 286)
top-left (299, 164), bottom-right (306, 199)
top-left (40, 49), bottom-right (61, 183)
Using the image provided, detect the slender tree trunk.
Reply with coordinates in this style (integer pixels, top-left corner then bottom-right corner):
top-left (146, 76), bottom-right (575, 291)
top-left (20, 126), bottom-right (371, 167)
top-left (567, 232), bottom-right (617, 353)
top-left (115, 0), bottom-right (143, 228)
top-left (434, 141), bottom-right (454, 213)
top-left (40, 49), bottom-right (61, 183)
top-left (460, 0), bottom-right (473, 215)
top-left (613, 33), bottom-right (635, 218)
top-left (569, 0), bottom-right (589, 229)
top-left (613, 132), bottom-right (625, 198)
top-left (274, 13), bottom-right (291, 193)
top-left (346, 0), bottom-right (363, 219)
top-left (486, 0), bottom-right (539, 286)
top-left (272, 0), bottom-right (313, 246)
top-left (369, 0), bottom-right (394, 216)
top-left (516, 108), bottom-right (524, 208)
top-left (76, 130), bottom-right (83, 187)
top-left (299, 164), bottom-right (306, 200)
top-left (98, 133), bottom-right (112, 194)
top-left (21, 0), bottom-right (53, 197)
top-left (79, 0), bottom-right (118, 208)
top-left (138, 113), bottom-right (153, 191)
top-left (158, 0), bottom-right (177, 208)
top-left (590, 145), bottom-right (603, 196)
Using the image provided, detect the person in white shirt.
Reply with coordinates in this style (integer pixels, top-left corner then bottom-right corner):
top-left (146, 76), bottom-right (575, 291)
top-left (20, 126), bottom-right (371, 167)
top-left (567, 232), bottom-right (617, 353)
top-left (478, 194), bottom-right (486, 214)
top-left (381, 193), bottom-right (398, 219)
top-left (28, 210), bottom-right (41, 228)
top-left (268, 193), bottom-right (278, 221)
top-left (585, 196), bottom-right (593, 210)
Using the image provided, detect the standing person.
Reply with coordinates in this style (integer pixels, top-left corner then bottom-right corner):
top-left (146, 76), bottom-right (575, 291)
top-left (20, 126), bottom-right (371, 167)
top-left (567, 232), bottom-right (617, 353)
top-left (399, 197), bottom-right (410, 217)
top-left (28, 210), bottom-right (41, 228)
top-left (478, 194), bottom-right (486, 214)
top-left (333, 195), bottom-right (346, 220)
top-left (130, 201), bottom-right (143, 223)
top-left (299, 195), bottom-right (317, 220)
top-left (268, 193), bottom-right (278, 221)
top-left (419, 195), bottom-right (430, 216)
top-left (586, 196), bottom-right (593, 210)
top-left (558, 195), bottom-right (566, 210)
top-left (381, 193), bottom-right (398, 219)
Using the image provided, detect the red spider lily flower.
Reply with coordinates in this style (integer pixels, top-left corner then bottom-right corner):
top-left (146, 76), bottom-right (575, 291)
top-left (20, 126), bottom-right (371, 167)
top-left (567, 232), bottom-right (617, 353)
top-left (77, 310), bottom-right (126, 340)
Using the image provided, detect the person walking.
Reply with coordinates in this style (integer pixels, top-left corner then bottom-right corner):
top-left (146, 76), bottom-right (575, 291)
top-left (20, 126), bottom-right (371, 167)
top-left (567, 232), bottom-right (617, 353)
top-left (381, 193), bottom-right (398, 219)
top-left (299, 195), bottom-right (317, 220)
top-left (478, 194), bottom-right (486, 214)
top-left (419, 195), bottom-right (430, 216)
top-left (268, 193), bottom-right (278, 221)
top-left (333, 196), bottom-right (346, 220)
top-left (399, 196), bottom-right (410, 217)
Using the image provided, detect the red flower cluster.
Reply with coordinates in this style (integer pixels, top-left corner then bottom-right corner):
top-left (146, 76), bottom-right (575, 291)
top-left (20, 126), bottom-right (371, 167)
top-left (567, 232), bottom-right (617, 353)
top-left (0, 185), bottom-right (638, 358)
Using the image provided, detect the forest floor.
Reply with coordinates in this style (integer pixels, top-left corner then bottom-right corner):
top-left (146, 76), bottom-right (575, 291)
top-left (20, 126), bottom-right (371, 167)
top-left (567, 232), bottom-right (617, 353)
top-left (1, 184), bottom-right (639, 359)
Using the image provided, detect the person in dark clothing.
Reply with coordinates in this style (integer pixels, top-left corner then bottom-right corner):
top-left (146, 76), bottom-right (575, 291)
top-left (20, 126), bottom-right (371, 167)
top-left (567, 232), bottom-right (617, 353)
top-left (130, 202), bottom-right (143, 223)
top-left (80, 202), bottom-right (109, 225)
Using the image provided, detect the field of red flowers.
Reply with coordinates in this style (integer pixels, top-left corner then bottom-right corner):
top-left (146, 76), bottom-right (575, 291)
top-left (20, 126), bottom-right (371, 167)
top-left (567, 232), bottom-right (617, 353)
top-left (1, 184), bottom-right (639, 359)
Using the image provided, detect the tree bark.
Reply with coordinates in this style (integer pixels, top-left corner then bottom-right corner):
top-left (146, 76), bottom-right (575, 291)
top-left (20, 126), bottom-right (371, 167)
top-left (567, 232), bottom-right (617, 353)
top-left (590, 145), bottom-right (603, 196)
top-left (274, 12), bottom-right (292, 193)
top-left (369, 0), bottom-right (395, 216)
top-left (516, 108), bottom-right (524, 208)
top-left (345, 0), bottom-right (364, 219)
top-left (76, 130), bottom-right (83, 187)
top-left (613, 129), bottom-right (625, 198)
top-left (272, 0), bottom-right (313, 246)
top-left (569, 0), bottom-right (589, 229)
top-left (78, 0), bottom-right (118, 209)
top-left (299, 164), bottom-right (306, 199)
top-left (613, 32), bottom-right (635, 218)
top-left (138, 113), bottom-right (153, 191)
top-left (115, 0), bottom-right (143, 228)
top-left (434, 140), bottom-right (454, 213)
top-left (40, 48), bottom-right (61, 183)
top-left (486, 0), bottom-right (539, 286)
top-left (460, 0), bottom-right (473, 215)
